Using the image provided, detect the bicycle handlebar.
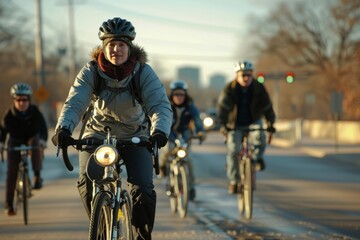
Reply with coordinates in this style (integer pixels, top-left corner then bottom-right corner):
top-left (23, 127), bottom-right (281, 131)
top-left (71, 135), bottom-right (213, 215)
top-left (223, 127), bottom-right (273, 144)
top-left (236, 127), bottom-right (273, 144)
top-left (58, 137), bottom-right (152, 172)
top-left (1, 145), bottom-right (45, 163)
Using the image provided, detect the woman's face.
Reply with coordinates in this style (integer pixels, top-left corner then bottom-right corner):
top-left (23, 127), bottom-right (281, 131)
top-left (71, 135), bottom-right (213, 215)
top-left (172, 89), bottom-right (186, 106)
top-left (104, 40), bottom-right (130, 66)
top-left (236, 70), bottom-right (253, 87)
top-left (13, 95), bottom-right (30, 112)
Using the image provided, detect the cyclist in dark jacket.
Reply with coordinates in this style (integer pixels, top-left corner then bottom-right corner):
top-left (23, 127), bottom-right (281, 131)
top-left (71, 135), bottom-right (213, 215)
top-left (51, 17), bottom-right (172, 240)
top-left (217, 61), bottom-right (276, 194)
top-left (0, 83), bottom-right (48, 216)
top-left (159, 80), bottom-right (206, 201)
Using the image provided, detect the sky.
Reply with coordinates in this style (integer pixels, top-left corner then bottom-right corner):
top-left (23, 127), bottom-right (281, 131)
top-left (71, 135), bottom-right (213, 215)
top-left (13, 0), bottom-right (286, 86)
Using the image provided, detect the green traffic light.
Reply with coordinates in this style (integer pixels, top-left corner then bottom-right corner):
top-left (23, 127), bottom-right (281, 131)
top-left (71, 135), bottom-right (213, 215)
top-left (286, 75), bottom-right (294, 83)
top-left (257, 76), bottom-right (265, 83)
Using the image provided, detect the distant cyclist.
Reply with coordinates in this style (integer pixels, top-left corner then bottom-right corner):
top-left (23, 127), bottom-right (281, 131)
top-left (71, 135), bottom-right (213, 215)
top-left (159, 80), bottom-right (206, 201)
top-left (0, 83), bottom-right (48, 216)
top-left (217, 61), bottom-right (276, 194)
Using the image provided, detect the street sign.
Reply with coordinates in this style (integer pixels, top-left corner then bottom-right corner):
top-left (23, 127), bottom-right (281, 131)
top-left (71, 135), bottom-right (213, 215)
top-left (330, 91), bottom-right (343, 114)
top-left (34, 86), bottom-right (49, 103)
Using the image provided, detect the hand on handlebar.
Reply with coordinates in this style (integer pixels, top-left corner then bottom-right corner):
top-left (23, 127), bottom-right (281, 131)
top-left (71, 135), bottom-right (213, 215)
top-left (267, 125), bottom-right (276, 134)
top-left (51, 128), bottom-right (73, 147)
top-left (150, 129), bottom-right (168, 148)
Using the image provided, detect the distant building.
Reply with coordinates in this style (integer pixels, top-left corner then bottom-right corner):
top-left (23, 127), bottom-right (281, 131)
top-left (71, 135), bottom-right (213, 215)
top-left (209, 73), bottom-right (226, 90)
top-left (177, 66), bottom-right (200, 88)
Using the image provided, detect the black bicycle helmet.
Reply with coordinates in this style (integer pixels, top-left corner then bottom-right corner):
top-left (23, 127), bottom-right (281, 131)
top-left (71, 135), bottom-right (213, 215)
top-left (10, 83), bottom-right (33, 97)
top-left (170, 80), bottom-right (188, 91)
top-left (234, 61), bottom-right (254, 72)
top-left (98, 17), bottom-right (136, 41)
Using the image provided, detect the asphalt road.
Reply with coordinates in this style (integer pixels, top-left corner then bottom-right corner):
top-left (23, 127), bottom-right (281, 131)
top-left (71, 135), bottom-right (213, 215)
top-left (0, 131), bottom-right (359, 240)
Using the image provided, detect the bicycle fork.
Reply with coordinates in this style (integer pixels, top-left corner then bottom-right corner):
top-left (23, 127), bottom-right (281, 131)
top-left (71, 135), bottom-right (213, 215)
top-left (111, 178), bottom-right (122, 240)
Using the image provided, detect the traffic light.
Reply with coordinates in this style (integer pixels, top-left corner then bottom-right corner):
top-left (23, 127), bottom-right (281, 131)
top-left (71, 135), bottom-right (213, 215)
top-left (257, 72), bottom-right (265, 83)
top-left (285, 72), bottom-right (295, 83)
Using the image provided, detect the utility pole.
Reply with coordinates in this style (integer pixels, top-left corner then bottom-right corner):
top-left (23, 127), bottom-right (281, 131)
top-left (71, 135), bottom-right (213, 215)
top-left (35, 0), bottom-right (49, 123)
top-left (35, 0), bottom-right (45, 87)
top-left (67, 0), bottom-right (76, 82)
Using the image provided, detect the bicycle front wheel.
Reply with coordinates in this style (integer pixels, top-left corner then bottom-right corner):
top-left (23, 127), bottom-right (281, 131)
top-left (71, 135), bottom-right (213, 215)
top-left (117, 190), bottom-right (133, 240)
top-left (237, 191), bottom-right (245, 214)
top-left (237, 161), bottom-right (245, 215)
top-left (18, 168), bottom-right (29, 225)
top-left (175, 164), bottom-right (189, 218)
top-left (243, 158), bottom-right (253, 220)
top-left (89, 192), bottom-right (112, 240)
top-left (169, 168), bottom-right (177, 214)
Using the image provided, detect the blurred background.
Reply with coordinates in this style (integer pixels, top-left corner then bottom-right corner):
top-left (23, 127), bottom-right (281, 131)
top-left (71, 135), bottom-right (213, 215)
top-left (0, 0), bottom-right (359, 142)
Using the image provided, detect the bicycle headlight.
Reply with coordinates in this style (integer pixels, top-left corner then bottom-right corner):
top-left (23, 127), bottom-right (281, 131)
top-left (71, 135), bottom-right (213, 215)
top-left (203, 117), bottom-right (214, 128)
top-left (177, 149), bottom-right (187, 158)
top-left (94, 145), bottom-right (118, 167)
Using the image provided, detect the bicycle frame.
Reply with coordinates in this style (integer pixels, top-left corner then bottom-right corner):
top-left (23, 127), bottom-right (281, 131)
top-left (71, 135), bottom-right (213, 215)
top-left (58, 126), bottom-right (156, 240)
top-left (1, 145), bottom-right (38, 225)
top-left (166, 137), bottom-right (191, 218)
top-left (88, 145), bottom-right (129, 240)
top-left (166, 135), bottom-right (202, 218)
top-left (236, 127), bottom-right (271, 220)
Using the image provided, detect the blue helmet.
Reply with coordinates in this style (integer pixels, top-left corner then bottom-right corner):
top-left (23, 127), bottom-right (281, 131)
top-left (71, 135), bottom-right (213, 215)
top-left (10, 83), bottom-right (33, 97)
top-left (170, 80), bottom-right (188, 91)
top-left (234, 61), bottom-right (254, 72)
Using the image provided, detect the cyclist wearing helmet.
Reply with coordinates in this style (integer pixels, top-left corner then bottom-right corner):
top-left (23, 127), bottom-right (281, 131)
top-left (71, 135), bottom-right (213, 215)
top-left (51, 17), bottom-right (172, 239)
top-left (217, 61), bottom-right (276, 194)
top-left (0, 83), bottom-right (48, 216)
top-left (159, 80), bottom-right (206, 201)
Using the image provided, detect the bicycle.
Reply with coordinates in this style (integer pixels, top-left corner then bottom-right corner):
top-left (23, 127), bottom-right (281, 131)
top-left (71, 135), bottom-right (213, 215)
top-left (165, 135), bottom-right (202, 218)
top-left (236, 127), bottom-right (272, 220)
top-left (57, 126), bottom-right (158, 240)
top-left (1, 145), bottom-right (41, 225)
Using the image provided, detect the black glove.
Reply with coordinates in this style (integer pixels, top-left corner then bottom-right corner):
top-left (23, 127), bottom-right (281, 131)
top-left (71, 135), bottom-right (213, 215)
top-left (267, 124), bottom-right (276, 134)
top-left (51, 128), bottom-right (72, 147)
top-left (150, 129), bottom-right (168, 148)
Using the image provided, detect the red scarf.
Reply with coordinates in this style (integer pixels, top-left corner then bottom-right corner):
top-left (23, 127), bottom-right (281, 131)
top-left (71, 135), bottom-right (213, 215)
top-left (97, 52), bottom-right (136, 80)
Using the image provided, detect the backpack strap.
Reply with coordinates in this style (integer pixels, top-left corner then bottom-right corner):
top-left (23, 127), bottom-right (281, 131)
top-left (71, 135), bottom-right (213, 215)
top-left (129, 63), bottom-right (144, 106)
top-left (91, 60), bottom-right (103, 96)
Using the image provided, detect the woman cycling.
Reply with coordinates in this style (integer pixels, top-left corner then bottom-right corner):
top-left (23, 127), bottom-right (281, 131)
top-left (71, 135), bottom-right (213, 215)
top-left (51, 17), bottom-right (172, 239)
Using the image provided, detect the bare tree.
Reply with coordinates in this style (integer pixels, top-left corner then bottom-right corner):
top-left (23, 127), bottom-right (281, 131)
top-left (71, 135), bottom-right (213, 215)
top-left (251, 0), bottom-right (360, 120)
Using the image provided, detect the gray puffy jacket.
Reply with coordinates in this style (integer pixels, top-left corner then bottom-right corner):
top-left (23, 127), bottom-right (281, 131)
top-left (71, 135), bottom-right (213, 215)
top-left (55, 45), bottom-right (172, 140)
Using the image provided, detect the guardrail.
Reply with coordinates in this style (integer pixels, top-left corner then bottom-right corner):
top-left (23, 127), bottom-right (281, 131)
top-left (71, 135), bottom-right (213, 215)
top-left (274, 119), bottom-right (360, 144)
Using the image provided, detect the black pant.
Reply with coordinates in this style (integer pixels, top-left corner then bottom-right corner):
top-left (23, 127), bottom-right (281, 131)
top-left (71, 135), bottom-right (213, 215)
top-left (78, 145), bottom-right (156, 240)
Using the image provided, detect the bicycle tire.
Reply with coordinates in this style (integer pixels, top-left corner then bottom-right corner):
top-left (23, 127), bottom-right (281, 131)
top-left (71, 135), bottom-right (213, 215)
top-left (169, 167), bottom-right (177, 214)
top-left (237, 161), bottom-right (245, 214)
top-left (244, 158), bottom-right (253, 220)
top-left (176, 164), bottom-right (189, 218)
top-left (15, 171), bottom-right (22, 210)
top-left (89, 192), bottom-right (112, 240)
top-left (117, 190), bottom-right (133, 240)
top-left (21, 168), bottom-right (29, 225)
